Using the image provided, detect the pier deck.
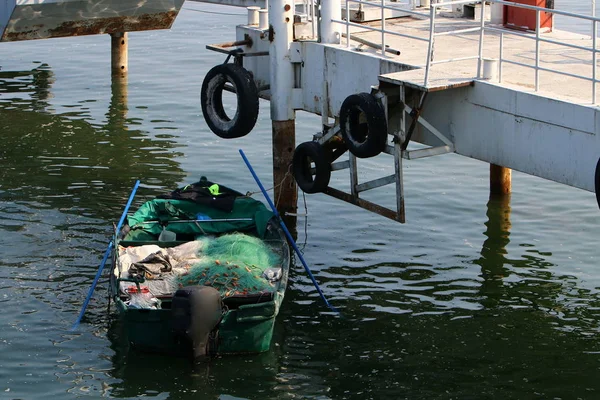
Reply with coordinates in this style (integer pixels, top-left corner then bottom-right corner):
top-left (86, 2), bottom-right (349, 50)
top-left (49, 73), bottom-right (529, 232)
top-left (348, 14), bottom-right (598, 106)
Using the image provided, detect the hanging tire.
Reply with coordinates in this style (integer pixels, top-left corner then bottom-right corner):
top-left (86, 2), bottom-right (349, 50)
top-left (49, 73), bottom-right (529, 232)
top-left (201, 63), bottom-right (259, 139)
top-left (595, 157), bottom-right (600, 209)
top-left (292, 141), bottom-right (331, 194)
top-left (339, 92), bottom-right (388, 158)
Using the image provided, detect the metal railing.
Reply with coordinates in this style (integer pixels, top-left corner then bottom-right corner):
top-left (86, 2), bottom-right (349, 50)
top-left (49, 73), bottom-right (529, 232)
top-left (295, 0), bottom-right (318, 38)
top-left (326, 0), bottom-right (600, 103)
top-left (489, 0), bottom-right (600, 103)
top-left (333, 0), bottom-right (430, 56)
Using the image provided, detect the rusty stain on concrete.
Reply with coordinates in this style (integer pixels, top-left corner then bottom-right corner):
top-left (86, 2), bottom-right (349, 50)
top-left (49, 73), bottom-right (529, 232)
top-left (2, 11), bottom-right (177, 42)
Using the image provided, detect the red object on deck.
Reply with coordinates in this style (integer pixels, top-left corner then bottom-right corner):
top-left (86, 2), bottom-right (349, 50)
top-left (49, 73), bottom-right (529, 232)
top-left (504, 0), bottom-right (554, 32)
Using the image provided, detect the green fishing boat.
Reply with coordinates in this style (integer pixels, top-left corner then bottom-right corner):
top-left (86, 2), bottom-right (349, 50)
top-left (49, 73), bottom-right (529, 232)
top-left (109, 177), bottom-right (290, 360)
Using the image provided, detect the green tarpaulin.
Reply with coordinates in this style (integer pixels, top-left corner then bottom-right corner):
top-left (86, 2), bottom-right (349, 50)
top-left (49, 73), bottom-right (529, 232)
top-left (127, 193), bottom-right (273, 239)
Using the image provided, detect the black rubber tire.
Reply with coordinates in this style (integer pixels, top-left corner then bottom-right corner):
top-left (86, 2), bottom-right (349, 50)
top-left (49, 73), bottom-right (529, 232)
top-left (201, 63), bottom-right (259, 139)
top-left (292, 141), bottom-right (331, 194)
top-left (339, 92), bottom-right (388, 158)
top-left (594, 159), bottom-right (600, 207)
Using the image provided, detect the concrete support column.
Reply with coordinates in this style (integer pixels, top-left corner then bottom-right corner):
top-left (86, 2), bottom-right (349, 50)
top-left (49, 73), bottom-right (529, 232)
top-left (269, 0), bottom-right (297, 226)
top-left (490, 163), bottom-right (512, 195)
top-left (320, 0), bottom-right (341, 44)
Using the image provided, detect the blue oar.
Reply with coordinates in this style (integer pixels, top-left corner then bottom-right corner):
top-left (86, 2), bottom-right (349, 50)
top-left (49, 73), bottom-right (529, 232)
top-left (71, 180), bottom-right (141, 330)
top-left (239, 149), bottom-right (339, 313)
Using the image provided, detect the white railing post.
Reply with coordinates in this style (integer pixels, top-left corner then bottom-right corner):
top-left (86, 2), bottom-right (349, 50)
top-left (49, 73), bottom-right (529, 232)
top-left (311, 0), bottom-right (317, 38)
top-left (477, 0), bottom-right (486, 78)
top-left (424, 5), bottom-right (436, 86)
top-left (248, 6), bottom-right (260, 25)
top-left (321, 0), bottom-right (342, 44)
top-left (594, 20), bottom-right (597, 104)
top-left (269, 0), bottom-right (295, 121)
top-left (499, 32), bottom-right (504, 83)
top-left (346, 0), bottom-right (351, 48)
top-left (381, 0), bottom-right (386, 57)
top-left (535, 9), bottom-right (540, 91)
top-left (259, 9), bottom-right (269, 30)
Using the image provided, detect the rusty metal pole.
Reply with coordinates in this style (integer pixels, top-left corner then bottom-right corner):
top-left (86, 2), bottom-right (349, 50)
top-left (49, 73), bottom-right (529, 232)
top-left (110, 32), bottom-right (128, 101)
top-left (111, 32), bottom-right (128, 78)
top-left (269, 0), bottom-right (297, 231)
top-left (490, 164), bottom-right (512, 195)
top-left (109, 32), bottom-right (128, 127)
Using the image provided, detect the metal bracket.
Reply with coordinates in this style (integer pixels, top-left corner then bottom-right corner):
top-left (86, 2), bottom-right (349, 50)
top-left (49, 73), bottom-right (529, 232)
top-left (401, 91), bottom-right (428, 150)
top-left (206, 35), bottom-right (269, 61)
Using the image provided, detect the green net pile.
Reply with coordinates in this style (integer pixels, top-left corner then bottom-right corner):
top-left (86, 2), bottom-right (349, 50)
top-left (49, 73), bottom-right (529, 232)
top-left (177, 233), bottom-right (281, 298)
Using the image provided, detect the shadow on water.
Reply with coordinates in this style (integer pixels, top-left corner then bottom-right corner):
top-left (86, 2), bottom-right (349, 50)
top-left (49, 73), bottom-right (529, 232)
top-left (476, 194), bottom-right (513, 308)
top-left (259, 195), bottom-right (600, 399)
top-left (0, 63), bottom-right (189, 361)
top-left (105, 316), bottom-right (283, 399)
top-left (0, 63), bottom-right (186, 218)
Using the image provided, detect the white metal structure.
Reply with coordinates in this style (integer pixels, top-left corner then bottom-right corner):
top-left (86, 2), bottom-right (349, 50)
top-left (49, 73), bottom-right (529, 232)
top-left (142, 1), bottom-right (600, 219)
top-left (196, 0), bottom-right (600, 221)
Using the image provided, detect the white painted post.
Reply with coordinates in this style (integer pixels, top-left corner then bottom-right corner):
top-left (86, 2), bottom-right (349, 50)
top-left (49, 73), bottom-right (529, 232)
top-left (592, 0), bottom-right (597, 103)
top-left (477, 0), bottom-right (486, 78)
top-left (269, 0), bottom-right (297, 220)
top-left (248, 6), bottom-right (260, 25)
top-left (259, 9), bottom-right (269, 30)
top-left (482, 58), bottom-right (498, 81)
top-left (346, 0), bottom-right (351, 48)
top-left (535, 9), bottom-right (540, 91)
top-left (381, 0), bottom-right (386, 57)
top-left (321, 0), bottom-right (341, 44)
top-left (269, 0), bottom-right (295, 121)
top-left (594, 20), bottom-right (597, 104)
top-left (490, 0), bottom-right (503, 24)
top-left (499, 32), bottom-right (504, 83)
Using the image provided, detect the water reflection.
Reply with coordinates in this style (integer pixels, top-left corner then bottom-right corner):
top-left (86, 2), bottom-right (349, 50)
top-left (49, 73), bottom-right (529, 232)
top-left (0, 63), bottom-right (186, 218)
top-left (106, 318), bottom-right (282, 399)
top-left (0, 63), bottom-right (54, 111)
top-left (476, 194), bottom-right (512, 308)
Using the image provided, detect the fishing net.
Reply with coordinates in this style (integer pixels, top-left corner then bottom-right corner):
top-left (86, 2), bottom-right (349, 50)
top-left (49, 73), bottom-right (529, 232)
top-left (177, 233), bottom-right (281, 298)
